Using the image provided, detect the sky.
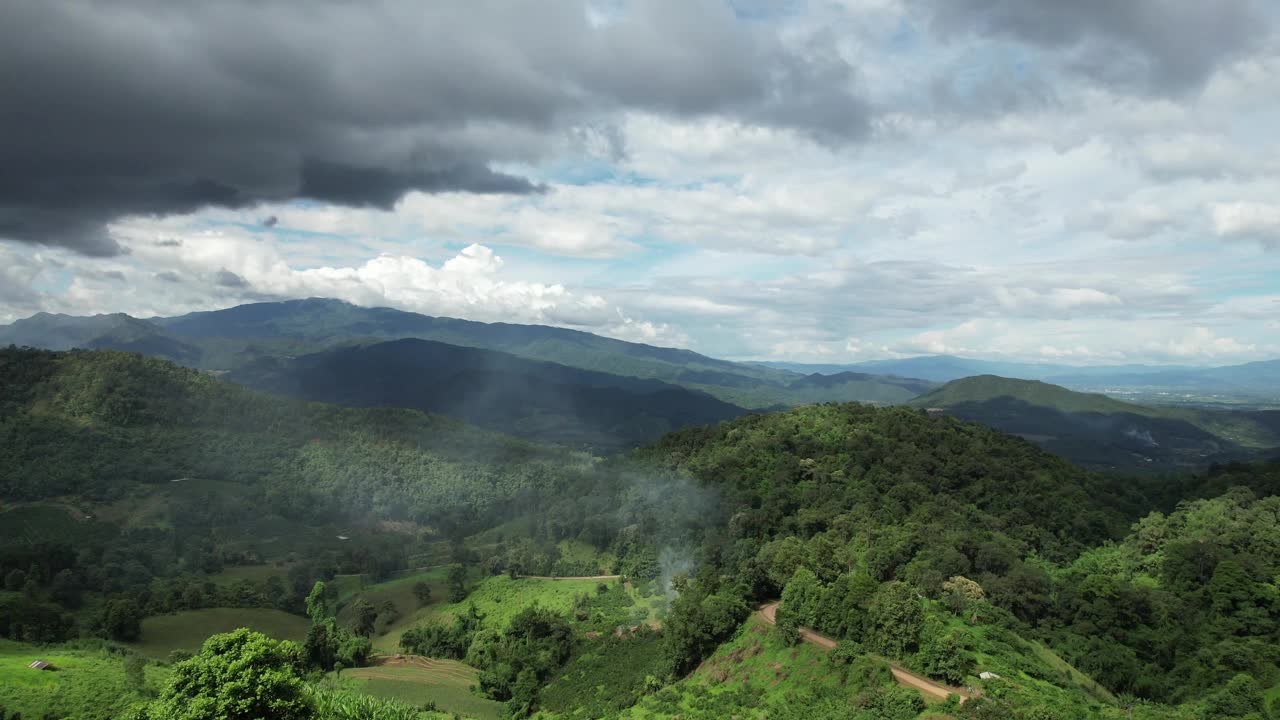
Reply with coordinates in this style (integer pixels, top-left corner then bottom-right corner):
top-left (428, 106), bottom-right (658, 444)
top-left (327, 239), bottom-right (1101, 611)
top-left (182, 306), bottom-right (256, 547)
top-left (1, 0), bottom-right (1279, 366)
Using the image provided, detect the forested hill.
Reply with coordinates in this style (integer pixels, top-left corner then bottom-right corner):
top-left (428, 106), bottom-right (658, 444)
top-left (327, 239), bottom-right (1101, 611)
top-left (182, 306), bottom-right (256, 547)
top-left (227, 338), bottom-right (748, 449)
top-left (0, 299), bottom-right (936, 409)
top-left (910, 374), bottom-right (1143, 413)
top-left (629, 403), bottom-right (1280, 713)
top-left (634, 403), bottom-right (1148, 570)
top-left (908, 375), bottom-right (1280, 471)
top-left (0, 347), bottom-right (576, 529)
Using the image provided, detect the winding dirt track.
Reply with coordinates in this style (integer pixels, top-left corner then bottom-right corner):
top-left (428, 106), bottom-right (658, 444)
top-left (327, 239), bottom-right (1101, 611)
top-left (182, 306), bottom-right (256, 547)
top-left (758, 602), bottom-right (970, 704)
top-left (515, 578), bottom-right (969, 702)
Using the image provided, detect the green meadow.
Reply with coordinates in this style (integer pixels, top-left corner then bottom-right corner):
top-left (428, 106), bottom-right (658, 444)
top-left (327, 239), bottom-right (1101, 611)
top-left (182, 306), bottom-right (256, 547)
top-left (0, 639), bottom-right (169, 720)
top-left (128, 607), bottom-right (311, 659)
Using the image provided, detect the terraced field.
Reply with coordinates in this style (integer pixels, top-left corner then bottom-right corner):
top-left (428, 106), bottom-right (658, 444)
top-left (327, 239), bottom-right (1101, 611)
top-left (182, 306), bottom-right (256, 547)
top-left (343, 655), bottom-right (505, 720)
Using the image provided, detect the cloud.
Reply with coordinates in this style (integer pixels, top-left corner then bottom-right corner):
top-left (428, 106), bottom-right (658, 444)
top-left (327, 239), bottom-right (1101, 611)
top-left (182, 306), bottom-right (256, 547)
top-left (1132, 133), bottom-right (1280, 181)
top-left (62, 216), bottom-right (691, 346)
top-left (887, 319), bottom-right (1261, 364)
top-left (0, 0), bottom-right (869, 255)
top-left (1212, 202), bottom-right (1280, 249)
top-left (1157, 326), bottom-right (1255, 358)
top-left (1068, 201), bottom-right (1179, 240)
top-left (917, 0), bottom-right (1270, 95)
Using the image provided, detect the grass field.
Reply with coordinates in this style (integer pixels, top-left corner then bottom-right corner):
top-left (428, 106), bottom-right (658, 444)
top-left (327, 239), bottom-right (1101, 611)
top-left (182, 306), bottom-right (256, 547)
top-left (0, 638), bottom-right (169, 720)
top-left (327, 567), bottom-right (455, 653)
top-left (431, 576), bottom-right (609, 630)
top-left (338, 658), bottom-right (505, 720)
top-left (128, 607), bottom-right (311, 659)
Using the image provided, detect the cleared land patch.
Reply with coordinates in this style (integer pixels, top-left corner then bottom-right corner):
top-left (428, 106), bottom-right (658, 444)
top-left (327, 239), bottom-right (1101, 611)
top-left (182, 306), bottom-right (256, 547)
top-left (431, 575), bottom-right (604, 630)
top-left (342, 655), bottom-right (504, 720)
top-left (128, 607), bottom-right (310, 659)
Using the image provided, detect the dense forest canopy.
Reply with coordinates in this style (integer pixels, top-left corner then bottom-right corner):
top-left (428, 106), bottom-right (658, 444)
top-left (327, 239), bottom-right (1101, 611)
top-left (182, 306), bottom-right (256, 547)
top-left (2, 347), bottom-right (1279, 720)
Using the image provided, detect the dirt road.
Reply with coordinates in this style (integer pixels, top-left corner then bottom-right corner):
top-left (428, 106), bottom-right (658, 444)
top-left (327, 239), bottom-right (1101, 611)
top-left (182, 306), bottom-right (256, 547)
top-left (758, 602), bottom-right (970, 704)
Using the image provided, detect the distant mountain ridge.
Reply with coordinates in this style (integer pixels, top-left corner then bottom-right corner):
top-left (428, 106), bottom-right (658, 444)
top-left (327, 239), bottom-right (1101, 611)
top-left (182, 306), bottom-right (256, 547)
top-left (0, 299), bottom-right (935, 409)
top-left (761, 356), bottom-right (1202, 383)
top-left (762, 354), bottom-right (1280, 398)
top-left (909, 375), bottom-right (1280, 470)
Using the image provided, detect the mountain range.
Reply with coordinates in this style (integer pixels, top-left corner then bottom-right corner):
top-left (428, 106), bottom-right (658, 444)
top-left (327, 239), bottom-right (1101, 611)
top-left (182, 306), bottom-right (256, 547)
top-left (0, 300), bottom-right (932, 448)
top-left (762, 355), bottom-right (1280, 398)
top-left (4, 299), bottom-right (1278, 466)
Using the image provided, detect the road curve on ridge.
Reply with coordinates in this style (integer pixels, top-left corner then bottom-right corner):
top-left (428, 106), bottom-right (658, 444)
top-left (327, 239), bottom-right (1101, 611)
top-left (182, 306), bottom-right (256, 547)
top-left (758, 602), bottom-right (971, 704)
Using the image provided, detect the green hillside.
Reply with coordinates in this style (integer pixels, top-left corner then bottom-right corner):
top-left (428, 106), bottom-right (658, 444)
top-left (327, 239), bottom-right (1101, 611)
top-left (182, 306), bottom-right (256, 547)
top-left (909, 374), bottom-right (1149, 414)
top-left (908, 375), bottom-right (1280, 470)
top-left (228, 338), bottom-right (749, 450)
top-left (3, 349), bottom-right (1279, 719)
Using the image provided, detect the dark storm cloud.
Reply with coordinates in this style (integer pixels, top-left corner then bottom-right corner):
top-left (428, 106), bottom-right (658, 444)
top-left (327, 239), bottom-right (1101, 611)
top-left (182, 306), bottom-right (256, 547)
top-left (0, 0), bottom-right (869, 255)
top-left (214, 269), bottom-right (248, 288)
top-left (919, 0), bottom-right (1271, 95)
top-left (299, 160), bottom-right (545, 208)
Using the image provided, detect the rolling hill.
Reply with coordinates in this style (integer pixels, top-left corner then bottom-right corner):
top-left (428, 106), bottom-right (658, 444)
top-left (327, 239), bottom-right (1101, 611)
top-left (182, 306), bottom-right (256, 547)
top-left (227, 338), bottom-right (750, 449)
top-left (761, 355), bottom-right (1199, 383)
top-left (763, 354), bottom-right (1280, 403)
top-left (908, 375), bottom-right (1280, 470)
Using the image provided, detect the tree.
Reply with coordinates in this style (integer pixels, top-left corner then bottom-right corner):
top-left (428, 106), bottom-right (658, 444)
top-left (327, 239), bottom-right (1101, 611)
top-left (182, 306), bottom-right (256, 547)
top-left (303, 621), bottom-right (336, 671)
top-left (661, 579), bottom-right (750, 677)
top-left (814, 571), bottom-right (876, 640)
top-left (781, 567), bottom-right (823, 627)
top-left (917, 620), bottom-right (973, 685)
top-left (98, 597), bottom-right (144, 642)
top-left (49, 569), bottom-right (82, 608)
top-left (351, 599), bottom-right (377, 637)
top-left (130, 629), bottom-right (313, 720)
top-left (941, 575), bottom-right (985, 622)
top-left (1204, 673), bottom-right (1266, 719)
top-left (760, 536), bottom-right (809, 590)
top-left (412, 581), bottom-right (432, 607)
top-left (775, 605), bottom-right (801, 646)
top-left (866, 581), bottom-right (922, 657)
top-left (447, 564), bottom-right (468, 603)
top-left (305, 581), bottom-right (329, 622)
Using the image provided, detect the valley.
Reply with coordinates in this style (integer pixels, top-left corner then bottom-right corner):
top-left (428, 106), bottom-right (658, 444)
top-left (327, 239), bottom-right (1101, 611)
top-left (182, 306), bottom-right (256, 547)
top-left (1, 312), bottom-right (1279, 720)
top-left (7, 4), bottom-right (1280, 719)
